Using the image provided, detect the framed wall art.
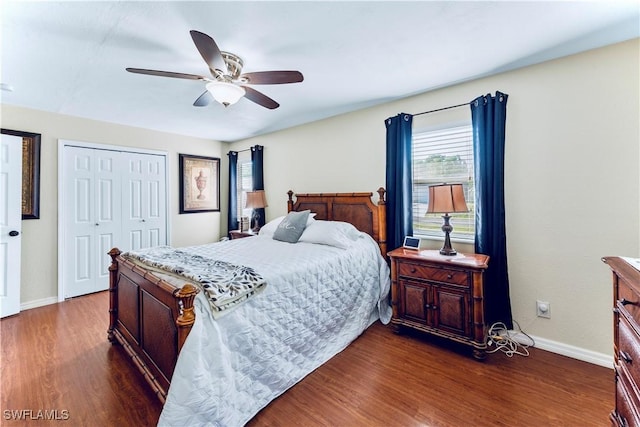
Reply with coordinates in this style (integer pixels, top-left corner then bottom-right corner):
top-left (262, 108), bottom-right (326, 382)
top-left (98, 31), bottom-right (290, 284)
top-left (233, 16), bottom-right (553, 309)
top-left (179, 154), bottom-right (220, 214)
top-left (1, 128), bottom-right (41, 219)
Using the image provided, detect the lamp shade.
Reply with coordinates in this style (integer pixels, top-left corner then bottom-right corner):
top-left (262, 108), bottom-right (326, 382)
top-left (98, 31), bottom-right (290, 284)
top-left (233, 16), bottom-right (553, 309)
top-left (206, 81), bottom-right (246, 106)
top-left (426, 183), bottom-right (468, 214)
top-left (245, 190), bottom-right (268, 209)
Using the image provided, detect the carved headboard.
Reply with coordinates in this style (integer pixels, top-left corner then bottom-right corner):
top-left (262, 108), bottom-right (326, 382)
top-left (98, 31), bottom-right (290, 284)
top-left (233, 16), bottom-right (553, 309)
top-left (287, 188), bottom-right (387, 256)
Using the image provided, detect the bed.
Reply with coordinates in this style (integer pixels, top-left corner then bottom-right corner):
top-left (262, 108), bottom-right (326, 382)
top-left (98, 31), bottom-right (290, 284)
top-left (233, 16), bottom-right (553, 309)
top-left (107, 189), bottom-right (389, 425)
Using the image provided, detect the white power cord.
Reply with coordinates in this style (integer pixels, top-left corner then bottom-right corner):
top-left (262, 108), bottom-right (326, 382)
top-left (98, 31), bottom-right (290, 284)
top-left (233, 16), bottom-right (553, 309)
top-left (486, 320), bottom-right (535, 357)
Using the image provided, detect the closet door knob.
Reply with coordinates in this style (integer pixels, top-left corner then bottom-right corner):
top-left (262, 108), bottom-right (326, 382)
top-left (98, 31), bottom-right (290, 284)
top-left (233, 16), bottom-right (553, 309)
top-left (8, 230), bottom-right (19, 237)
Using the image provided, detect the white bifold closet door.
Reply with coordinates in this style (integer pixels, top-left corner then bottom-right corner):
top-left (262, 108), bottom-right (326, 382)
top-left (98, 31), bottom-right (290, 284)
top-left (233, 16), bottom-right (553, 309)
top-left (121, 152), bottom-right (167, 251)
top-left (62, 146), bottom-right (167, 299)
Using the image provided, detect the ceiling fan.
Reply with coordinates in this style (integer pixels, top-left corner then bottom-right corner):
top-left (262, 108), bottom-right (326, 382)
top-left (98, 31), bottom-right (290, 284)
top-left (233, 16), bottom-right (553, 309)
top-left (126, 30), bottom-right (304, 110)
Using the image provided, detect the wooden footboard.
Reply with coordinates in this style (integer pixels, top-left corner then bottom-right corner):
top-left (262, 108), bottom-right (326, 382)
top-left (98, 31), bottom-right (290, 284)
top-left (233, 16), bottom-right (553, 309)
top-left (107, 248), bottom-right (199, 403)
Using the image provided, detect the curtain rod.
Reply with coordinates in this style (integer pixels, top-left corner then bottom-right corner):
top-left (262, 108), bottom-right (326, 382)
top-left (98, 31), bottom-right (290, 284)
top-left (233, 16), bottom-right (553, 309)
top-left (228, 148), bottom-right (252, 154)
top-left (232, 145), bottom-right (263, 154)
top-left (413, 101), bottom-right (470, 117)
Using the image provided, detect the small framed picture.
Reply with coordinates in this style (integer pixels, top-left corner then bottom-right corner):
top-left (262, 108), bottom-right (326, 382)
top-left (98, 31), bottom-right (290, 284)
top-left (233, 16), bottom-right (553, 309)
top-left (1, 128), bottom-right (41, 219)
top-left (179, 154), bottom-right (220, 214)
top-left (403, 236), bottom-right (421, 250)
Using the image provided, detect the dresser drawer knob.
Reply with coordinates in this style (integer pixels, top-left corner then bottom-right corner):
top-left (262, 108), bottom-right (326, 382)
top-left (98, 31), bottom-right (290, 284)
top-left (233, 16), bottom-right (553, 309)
top-left (620, 350), bottom-right (633, 364)
top-left (446, 274), bottom-right (453, 279)
top-left (620, 298), bottom-right (637, 306)
top-left (410, 267), bottom-right (417, 274)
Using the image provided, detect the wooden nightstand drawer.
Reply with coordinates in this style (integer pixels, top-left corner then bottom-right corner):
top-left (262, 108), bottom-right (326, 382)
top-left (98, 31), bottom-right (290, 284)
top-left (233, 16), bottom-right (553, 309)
top-left (398, 262), bottom-right (469, 287)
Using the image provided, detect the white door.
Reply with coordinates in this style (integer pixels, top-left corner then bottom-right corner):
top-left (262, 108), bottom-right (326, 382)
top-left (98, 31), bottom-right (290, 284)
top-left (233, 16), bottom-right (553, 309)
top-left (121, 152), bottom-right (167, 250)
top-left (0, 134), bottom-right (22, 318)
top-left (63, 147), bottom-right (122, 298)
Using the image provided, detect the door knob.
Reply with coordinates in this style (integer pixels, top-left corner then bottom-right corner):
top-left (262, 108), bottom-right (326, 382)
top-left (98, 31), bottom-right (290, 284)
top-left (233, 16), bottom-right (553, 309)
top-left (9, 230), bottom-right (19, 237)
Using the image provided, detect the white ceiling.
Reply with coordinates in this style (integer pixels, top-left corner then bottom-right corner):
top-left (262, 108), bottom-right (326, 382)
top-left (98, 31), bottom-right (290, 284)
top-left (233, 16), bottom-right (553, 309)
top-left (1, 1), bottom-right (638, 142)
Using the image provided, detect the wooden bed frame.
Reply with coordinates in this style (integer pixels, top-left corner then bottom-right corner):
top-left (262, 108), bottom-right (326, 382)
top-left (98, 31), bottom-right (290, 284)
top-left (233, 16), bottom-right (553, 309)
top-left (107, 188), bottom-right (387, 403)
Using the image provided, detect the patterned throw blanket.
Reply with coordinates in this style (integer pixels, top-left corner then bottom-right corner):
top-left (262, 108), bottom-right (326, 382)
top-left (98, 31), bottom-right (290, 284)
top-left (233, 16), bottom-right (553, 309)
top-left (122, 246), bottom-right (266, 317)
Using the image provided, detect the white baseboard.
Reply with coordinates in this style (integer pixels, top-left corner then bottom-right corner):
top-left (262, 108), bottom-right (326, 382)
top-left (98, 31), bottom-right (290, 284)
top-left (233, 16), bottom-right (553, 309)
top-left (21, 296), bottom-right (58, 311)
top-left (511, 331), bottom-right (613, 369)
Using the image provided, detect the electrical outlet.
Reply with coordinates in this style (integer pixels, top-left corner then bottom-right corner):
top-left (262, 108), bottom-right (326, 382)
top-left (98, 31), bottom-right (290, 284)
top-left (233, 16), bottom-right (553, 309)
top-left (536, 300), bottom-right (551, 318)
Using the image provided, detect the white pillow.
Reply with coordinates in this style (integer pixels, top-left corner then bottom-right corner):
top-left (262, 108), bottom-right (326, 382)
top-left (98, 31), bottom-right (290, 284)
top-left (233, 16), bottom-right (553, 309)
top-left (258, 213), bottom-right (316, 237)
top-left (298, 220), bottom-right (362, 249)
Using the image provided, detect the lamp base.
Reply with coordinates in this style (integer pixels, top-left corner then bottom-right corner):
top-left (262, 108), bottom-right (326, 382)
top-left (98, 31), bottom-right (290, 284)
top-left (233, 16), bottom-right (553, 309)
top-left (440, 213), bottom-right (457, 256)
top-left (251, 210), bottom-right (261, 234)
top-left (439, 247), bottom-right (457, 256)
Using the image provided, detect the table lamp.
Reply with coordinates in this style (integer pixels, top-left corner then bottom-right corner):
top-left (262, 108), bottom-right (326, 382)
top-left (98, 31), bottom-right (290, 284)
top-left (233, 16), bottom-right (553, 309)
top-left (245, 190), bottom-right (268, 233)
top-left (426, 183), bottom-right (469, 256)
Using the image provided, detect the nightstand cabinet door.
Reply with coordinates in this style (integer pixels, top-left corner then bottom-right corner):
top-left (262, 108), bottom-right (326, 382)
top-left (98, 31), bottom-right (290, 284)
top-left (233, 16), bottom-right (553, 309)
top-left (433, 286), bottom-right (469, 337)
top-left (388, 248), bottom-right (489, 360)
top-left (400, 279), bottom-right (429, 324)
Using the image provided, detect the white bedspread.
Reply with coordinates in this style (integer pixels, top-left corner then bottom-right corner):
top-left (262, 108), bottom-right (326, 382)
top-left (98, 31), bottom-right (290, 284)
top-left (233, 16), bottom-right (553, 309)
top-left (157, 234), bottom-right (391, 427)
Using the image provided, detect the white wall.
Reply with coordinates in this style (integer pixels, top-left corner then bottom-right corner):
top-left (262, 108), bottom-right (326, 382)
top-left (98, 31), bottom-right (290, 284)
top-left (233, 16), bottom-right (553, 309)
top-left (230, 39), bottom-right (640, 358)
top-left (0, 107), bottom-right (222, 305)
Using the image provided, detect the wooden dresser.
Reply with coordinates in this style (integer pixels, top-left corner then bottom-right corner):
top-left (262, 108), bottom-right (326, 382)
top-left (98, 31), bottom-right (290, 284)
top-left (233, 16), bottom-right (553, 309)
top-left (603, 256), bottom-right (640, 426)
top-left (388, 248), bottom-right (489, 359)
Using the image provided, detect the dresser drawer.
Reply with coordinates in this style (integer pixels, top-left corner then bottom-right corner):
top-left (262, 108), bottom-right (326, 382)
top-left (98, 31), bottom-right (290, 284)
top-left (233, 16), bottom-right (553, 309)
top-left (618, 315), bottom-right (640, 389)
top-left (618, 277), bottom-right (640, 328)
top-left (616, 366), bottom-right (640, 427)
top-left (398, 262), bottom-right (469, 286)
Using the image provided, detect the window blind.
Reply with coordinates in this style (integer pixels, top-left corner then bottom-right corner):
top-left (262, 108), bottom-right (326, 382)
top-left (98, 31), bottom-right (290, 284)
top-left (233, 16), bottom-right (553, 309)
top-left (236, 151), bottom-right (253, 220)
top-left (412, 125), bottom-right (475, 241)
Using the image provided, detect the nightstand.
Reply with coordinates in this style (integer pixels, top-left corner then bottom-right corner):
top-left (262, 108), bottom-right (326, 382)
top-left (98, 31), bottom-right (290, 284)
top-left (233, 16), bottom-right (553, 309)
top-left (387, 248), bottom-right (490, 359)
top-left (229, 229), bottom-right (256, 239)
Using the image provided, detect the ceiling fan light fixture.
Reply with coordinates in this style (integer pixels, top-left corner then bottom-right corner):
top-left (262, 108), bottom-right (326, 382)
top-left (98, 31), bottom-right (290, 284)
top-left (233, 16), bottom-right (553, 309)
top-left (206, 81), bottom-right (245, 107)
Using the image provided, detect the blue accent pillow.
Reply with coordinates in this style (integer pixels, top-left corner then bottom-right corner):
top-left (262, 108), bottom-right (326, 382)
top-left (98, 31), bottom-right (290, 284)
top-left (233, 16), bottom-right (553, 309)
top-left (272, 210), bottom-right (311, 243)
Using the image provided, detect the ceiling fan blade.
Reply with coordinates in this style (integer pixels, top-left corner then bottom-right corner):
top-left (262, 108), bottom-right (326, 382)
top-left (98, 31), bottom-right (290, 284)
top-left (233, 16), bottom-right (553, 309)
top-left (190, 30), bottom-right (227, 75)
top-left (242, 86), bottom-right (279, 109)
top-left (193, 91), bottom-right (213, 107)
top-left (240, 71), bottom-right (304, 85)
top-left (126, 68), bottom-right (205, 80)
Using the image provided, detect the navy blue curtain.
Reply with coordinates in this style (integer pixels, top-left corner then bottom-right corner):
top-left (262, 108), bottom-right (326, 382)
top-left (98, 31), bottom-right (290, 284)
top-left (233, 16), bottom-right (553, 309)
top-left (385, 113), bottom-right (413, 252)
top-left (227, 151), bottom-right (238, 235)
top-left (471, 91), bottom-right (512, 329)
top-left (251, 145), bottom-right (266, 228)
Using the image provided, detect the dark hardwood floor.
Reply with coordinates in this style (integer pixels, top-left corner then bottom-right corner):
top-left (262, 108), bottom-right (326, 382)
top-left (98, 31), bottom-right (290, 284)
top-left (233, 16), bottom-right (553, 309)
top-left (1, 291), bottom-right (612, 426)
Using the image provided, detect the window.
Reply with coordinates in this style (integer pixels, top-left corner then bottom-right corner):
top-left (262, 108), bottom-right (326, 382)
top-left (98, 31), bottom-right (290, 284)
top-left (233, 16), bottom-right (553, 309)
top-left (412, 124), bottom-right (475, 241)
top-left (236, 151), bottom-right (253, 220)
